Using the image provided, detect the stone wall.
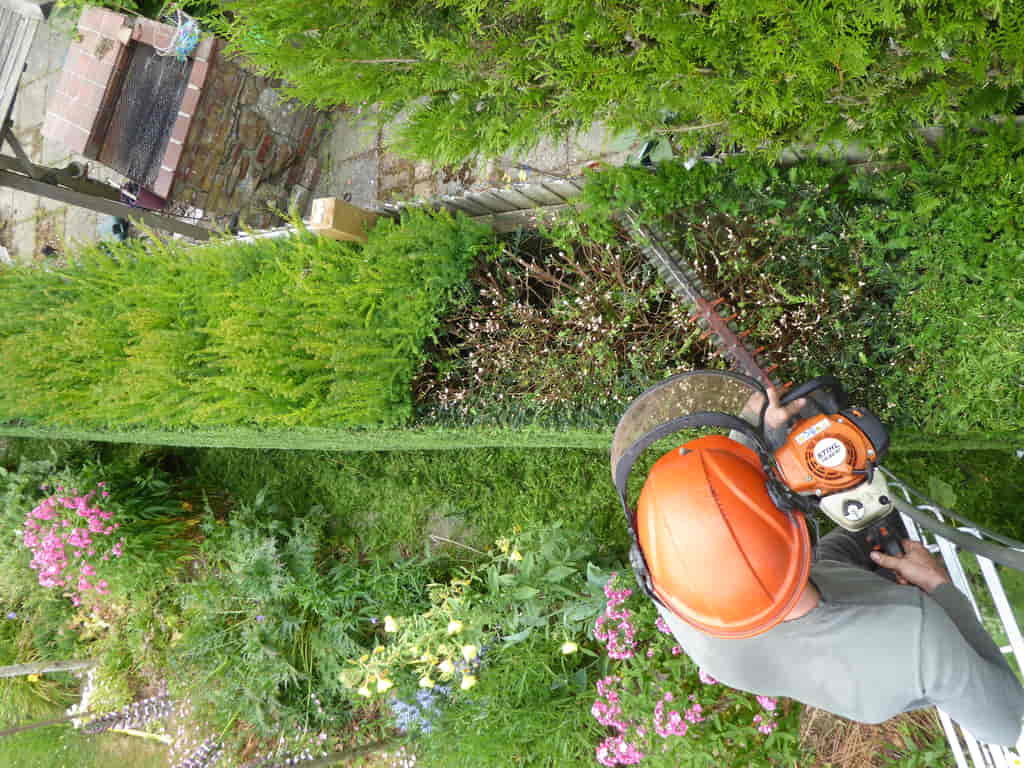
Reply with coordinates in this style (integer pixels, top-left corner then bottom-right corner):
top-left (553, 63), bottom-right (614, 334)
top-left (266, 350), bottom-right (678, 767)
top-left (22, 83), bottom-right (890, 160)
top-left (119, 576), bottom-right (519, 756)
top-left (171, 51), bottom-right (333, 230)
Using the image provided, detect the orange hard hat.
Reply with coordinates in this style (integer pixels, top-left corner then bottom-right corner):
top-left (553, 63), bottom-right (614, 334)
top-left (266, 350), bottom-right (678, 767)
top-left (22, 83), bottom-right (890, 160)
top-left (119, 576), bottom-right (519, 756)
top-left (635, 434), bottom-right (812, 639)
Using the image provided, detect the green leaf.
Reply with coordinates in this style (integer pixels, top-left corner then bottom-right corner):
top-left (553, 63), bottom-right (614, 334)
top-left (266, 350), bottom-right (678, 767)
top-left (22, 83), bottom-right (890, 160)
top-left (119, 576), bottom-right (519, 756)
top-left (543, 565), bottom-right (576, 583)
top-left (511, 585), bottom-right (539, 600)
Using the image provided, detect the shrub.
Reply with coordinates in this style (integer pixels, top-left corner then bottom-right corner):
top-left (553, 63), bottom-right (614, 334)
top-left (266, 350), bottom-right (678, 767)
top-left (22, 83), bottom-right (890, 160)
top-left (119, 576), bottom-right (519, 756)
top-left (0, 211), bottom-right (487, 430)
top-left (171, 493), bottom-right (444, 740)
top-left (205, 0), bottom-right (1024, 165)
top-left (572, 132), bottom-right (1024, 435)
top-left (415, 230), bottom-right (705, 429)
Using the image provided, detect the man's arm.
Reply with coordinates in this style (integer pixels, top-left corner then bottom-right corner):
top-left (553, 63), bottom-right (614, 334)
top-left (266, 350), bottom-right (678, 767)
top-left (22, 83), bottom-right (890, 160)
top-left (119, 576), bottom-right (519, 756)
top-left (872, 541), bottom-right (1013, 671)
top-left (918, 592), bottom-right (1024, 746)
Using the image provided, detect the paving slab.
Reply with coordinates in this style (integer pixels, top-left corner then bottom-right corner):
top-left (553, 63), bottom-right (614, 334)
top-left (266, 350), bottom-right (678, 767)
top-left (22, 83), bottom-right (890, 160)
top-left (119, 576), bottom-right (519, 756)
top-left (63, 203), bottom-right (101, 249)
top-left (10, 219), bottom-right (37, 261)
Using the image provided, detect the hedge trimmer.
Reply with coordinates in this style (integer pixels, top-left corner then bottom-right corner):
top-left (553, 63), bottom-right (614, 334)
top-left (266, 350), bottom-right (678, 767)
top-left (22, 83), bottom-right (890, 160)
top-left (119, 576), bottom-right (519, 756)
top-left (616, 211), bottom-right (1024, 765)
top-left (618, 211), bottom-right (1024, 570)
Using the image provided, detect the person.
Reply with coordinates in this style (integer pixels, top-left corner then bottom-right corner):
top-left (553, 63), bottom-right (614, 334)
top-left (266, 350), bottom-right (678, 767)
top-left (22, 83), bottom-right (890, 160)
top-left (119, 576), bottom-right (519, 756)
top-left (634, 387), bottom-right (1024, 747)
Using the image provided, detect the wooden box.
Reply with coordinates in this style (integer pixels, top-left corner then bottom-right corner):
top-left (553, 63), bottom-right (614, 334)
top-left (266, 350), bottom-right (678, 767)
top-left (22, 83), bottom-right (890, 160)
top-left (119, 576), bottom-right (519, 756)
top-left (307, 197), bottom-right (379, 243)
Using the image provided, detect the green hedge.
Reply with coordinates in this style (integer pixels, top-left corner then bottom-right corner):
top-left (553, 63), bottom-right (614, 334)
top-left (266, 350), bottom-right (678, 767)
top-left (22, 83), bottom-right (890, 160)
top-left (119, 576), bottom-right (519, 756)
top-left (0, 210), bottom-right (488, 430)
top-left (575, 125), bottom-right (1024, 436)
top-left (205, 0), bottom-right (1024, 164)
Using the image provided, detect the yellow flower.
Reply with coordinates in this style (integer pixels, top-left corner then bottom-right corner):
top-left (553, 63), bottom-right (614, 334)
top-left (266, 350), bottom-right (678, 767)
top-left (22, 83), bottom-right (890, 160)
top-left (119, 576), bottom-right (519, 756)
top-left (438, 659), bottom-right (455, 676)
top-left (357, 686), bottom-right (371, 698)
top-left (447, 620), bottom-right (463, 635)
top-left (26, 674), bottom-right (40, 683)
top-left (359, 655), bottom-right (369, 662)
top-left (384, 616), bottom-right (398, 633)
top-left (376, 678), bottom-right (393, 693)
top-left (461, 644), bottom-right (478, 662)
top-left (460, 674), bottom-right (477, 690)
top-left (373, 645), bottom-right (384, 654)
top-left (509, 551), bottom-right (523, 562)
top-left (560, 641), bottom-right (579, 655)
top-left (419, 675), bottom-right (435, 689)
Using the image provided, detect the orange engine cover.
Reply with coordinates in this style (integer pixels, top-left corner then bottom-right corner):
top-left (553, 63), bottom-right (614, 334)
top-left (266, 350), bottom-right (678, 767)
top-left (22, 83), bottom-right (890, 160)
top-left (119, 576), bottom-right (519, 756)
top-left (773, 413), bottom-right (877, 495)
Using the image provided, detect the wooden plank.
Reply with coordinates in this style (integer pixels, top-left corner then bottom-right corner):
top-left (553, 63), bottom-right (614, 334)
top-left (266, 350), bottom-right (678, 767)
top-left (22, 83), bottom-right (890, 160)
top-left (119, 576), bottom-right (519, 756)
top-left (0, 168), bottom-right (213, 240)
top-left (0, 16), bottom-right (37, 125)
top-left (490, 186), bottom-right (542, 209)
top-left (438, 196), bottom-right (480, 216)
top-left (468, 189), bottom-right (519, 213)
top-left (512, 183), bottom-right (568, 206)
top-left (0, 0), bottom-right (46, 19)
top-left (443, 195), bottom-right (491, 215)
top-left (470, 204), bottom-right (573, 233)
top-left (539, 180), bottom-right (584, 201)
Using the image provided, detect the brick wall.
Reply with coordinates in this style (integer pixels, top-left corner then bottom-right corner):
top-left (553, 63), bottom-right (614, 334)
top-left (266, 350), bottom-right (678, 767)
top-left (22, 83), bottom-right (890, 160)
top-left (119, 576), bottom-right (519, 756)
top-left (172, 54), bottom-right (332, 229)
top-left (42, 8), bottom-right (215, 199)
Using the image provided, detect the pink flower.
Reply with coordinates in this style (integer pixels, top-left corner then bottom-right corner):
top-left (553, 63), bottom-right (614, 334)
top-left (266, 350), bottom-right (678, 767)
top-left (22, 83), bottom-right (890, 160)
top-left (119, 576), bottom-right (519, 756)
top-left (653, 697), bottom-right (689, 738)
top-left (77, 576), bottom-right (92, 591)
top-left (753, 713), bottom-right (778, 734)
top-left (80, 563), bottom-right (96, 577)
top-left (698, 668), bottom-right (718, 685)
top-left (756, 695), bottom-right (777, 712)
top-left (95, 580), bottom-right (110, 595)
top-left (655, 615), bottom-right (672, 634)
top-left (596, 736), bottom-right (644, 767)
top-left (671, 645), bottom-right (681, 656)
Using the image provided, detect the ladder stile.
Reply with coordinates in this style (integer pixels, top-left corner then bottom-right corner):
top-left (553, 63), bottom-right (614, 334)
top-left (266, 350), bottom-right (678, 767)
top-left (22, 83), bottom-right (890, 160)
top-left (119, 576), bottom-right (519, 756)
top-left (976, 551), bottom-right (1024, 675)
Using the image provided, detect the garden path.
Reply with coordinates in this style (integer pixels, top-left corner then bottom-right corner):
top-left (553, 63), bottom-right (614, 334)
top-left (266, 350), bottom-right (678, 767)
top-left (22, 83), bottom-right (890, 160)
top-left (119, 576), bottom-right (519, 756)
top-left (314, 106), bottom-right (645, 210)
top-left (0, 8), bottom-right (126, 263)
top-left (0, 7), bottom-right (643, 261)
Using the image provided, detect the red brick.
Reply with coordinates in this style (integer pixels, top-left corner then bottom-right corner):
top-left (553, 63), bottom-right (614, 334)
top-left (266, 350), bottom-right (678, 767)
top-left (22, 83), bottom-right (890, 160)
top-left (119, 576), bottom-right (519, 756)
top-left (188, 59), bottom-right (209, 90)
top-left (88, 55), bottom-right (114, 85)
top-left (179, 86), bottom-right (201, 116)
top-left (153, 26), bottom-right (175, 51)
top-left (64, 121), bottom-right (91, 154)
top-left (237, 156), bottom-right (250, 181)
top-left (100, 11), bottom-right (128, 38)
top-left (171, 114), bottom-right (191, 144)
top-left (66, 100), bottom-right (98, 131)
top-left (135, 21), bottom-right (156, 47)
top-left (76, 30), bottom-right (100, 55)
top-left (163, 140), bottom-right (184, 170)
top-left (80, 81), bottom-right (108, 111)
top-left (255, 135), bottom-right (273, 164)
top-left (78, 7), bottom-right (105, 34)
top-left (153, 168), bottom-right (174, 199)
top-left (193, 38), bottom-right (215, 62)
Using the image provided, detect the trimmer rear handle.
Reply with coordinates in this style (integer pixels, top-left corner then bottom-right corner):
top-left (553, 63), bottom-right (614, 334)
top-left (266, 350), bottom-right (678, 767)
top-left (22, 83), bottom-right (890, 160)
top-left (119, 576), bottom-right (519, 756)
top-left (780, 375), bottom-right (849, 413)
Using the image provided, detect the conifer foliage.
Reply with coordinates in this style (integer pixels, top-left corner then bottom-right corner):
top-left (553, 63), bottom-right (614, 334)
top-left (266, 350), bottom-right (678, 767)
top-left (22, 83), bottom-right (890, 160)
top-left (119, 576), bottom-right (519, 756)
top-left (207, 0), bottom-right (1024, 164)
top-left (0, 211), bottom-right (489, 430)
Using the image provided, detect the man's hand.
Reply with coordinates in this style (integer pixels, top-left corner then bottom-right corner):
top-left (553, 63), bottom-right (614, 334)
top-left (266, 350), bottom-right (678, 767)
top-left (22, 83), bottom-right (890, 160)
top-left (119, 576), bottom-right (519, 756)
top-left (870, 540), bottom-right (952, 593)
top-left (741, 386), bottom-right (807, 430)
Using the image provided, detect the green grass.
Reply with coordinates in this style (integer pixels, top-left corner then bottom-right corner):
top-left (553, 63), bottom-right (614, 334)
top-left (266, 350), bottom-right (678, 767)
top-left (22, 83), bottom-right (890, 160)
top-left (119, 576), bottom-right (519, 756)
top-left (192, 445), bottom-right (630, 557)
top-left (0, 721), bottom-right (168, 768)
